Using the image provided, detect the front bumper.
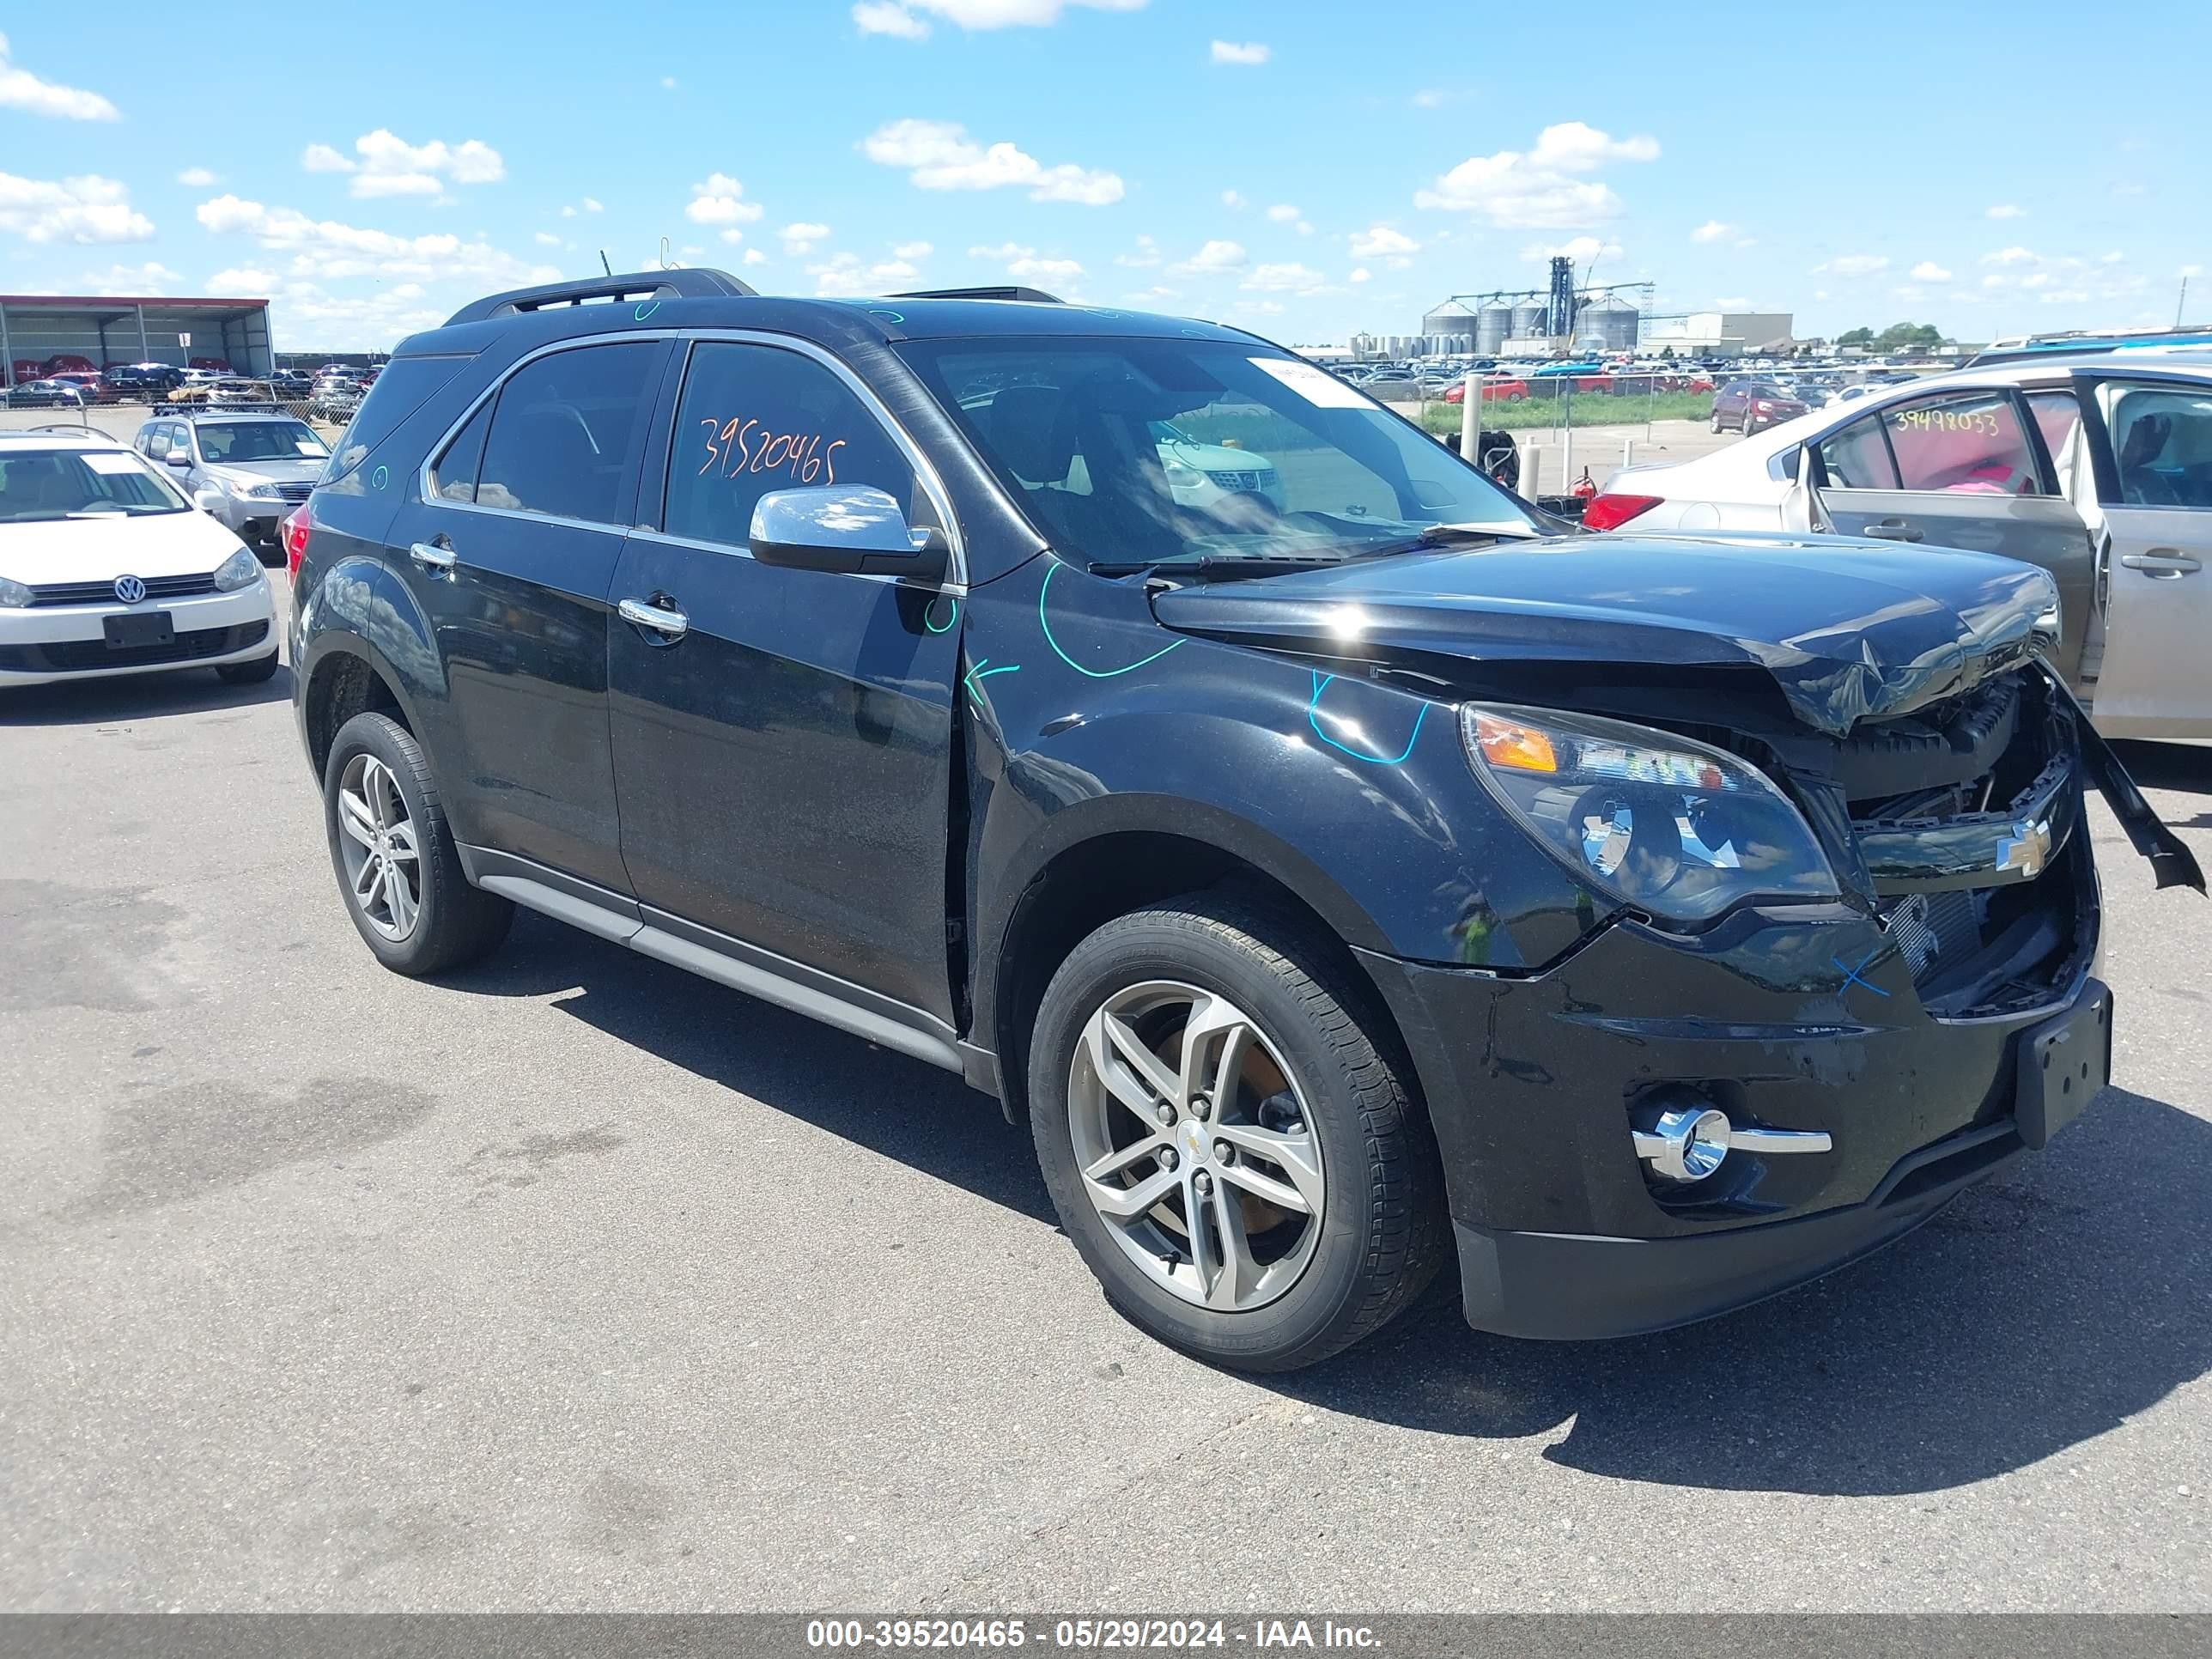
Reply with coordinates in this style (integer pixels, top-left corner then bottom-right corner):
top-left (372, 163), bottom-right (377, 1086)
top-left (0, 587), bottom-right (276, 686)
top-left (1358, 854), bottom-right (2105, 1340)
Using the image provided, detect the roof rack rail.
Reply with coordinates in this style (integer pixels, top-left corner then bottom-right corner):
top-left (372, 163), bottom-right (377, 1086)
top-left (25, 422), bottom-right (101, 436)
top-left (888, 286), bottom-right (1065, 305)
top-left (442, 268), bottom-right (758, 327)
top-left (151, 400), bottom-right (286, 415)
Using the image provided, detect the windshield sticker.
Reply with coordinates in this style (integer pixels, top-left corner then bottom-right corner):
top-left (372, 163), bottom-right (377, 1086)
top-left (296, 441), bottom-right (324, 455)
top-left (697, 417), bottom-right (847, 485)
top-left (82, 453), bottom-right (146, 475)
top-left (1248, 356), bottom-right (1369, 410)
top-left (1039, 562), bottom-right (1184, 678)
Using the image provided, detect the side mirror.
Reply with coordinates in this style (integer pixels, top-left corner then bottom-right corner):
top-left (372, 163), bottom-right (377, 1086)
top-left (191, 489), bottom-right (224, 514)
top-left (750, 484), bottom-right (950, 581)
top-left (165, 450), bottom-right (192, 469)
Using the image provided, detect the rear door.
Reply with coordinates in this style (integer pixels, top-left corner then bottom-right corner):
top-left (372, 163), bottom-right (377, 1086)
top-left (2073, 374), bottom-right (2212, 736)
top-left (1810, 386), bottom-right (2094, 682)
top-left (382, 336), bottom-right (670, 893)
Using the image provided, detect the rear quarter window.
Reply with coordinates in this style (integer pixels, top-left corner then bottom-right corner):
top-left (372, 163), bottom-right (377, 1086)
top-left (319, 353), bottom-right (475, 484)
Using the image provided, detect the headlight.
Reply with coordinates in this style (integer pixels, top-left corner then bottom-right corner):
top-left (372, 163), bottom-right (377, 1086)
top-left (0, 575), bottom-right (31, 608)
top-left (233, 481), bottom-right (283, 501)
top-left (1461, 702), bottom-right (1838, 924)
top-left (1161, 459), bottom-right (1204, 488)
top-left (213, 547), bottom-right (264, 592)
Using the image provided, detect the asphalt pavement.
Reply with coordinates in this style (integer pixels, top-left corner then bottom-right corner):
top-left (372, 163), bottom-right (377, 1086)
top-left (2, 588), bottom-right (2207, 1613)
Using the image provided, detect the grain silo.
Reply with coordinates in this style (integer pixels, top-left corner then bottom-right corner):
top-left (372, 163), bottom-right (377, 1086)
top-left (1509, 300), bottom-right (1549, 341)
top-left (1577, 297), bottom-right (1641, 354)
top-left (1421, 300), bottom-right (1479, 349)
top-left (1475, 301), bottom-right (1512, 354)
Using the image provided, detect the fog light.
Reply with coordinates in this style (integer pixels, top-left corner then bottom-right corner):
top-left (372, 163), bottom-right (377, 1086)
top-left (1633, 1101), bottom-right (1734, 1183)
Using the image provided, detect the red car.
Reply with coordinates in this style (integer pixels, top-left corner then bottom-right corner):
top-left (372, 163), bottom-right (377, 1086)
top-left (1442, 374), bottom-right (1529, 404)
top-left (1710, 378), bottom-right (1808, 434)
top-left (42, 353), bottom-right (97, 376)
top-left (49, 371), bottom-right (120, 404)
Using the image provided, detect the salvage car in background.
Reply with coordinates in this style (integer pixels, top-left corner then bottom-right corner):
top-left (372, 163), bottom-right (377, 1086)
top-left (1584, 354), bottom-right (2212, 738)
top-left (1710, 377), bottom-right (1810, 434)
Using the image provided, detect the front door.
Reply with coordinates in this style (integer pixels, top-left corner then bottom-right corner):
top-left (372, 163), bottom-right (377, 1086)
top-left (387, 337), bottom-right (667, 893)
top-left (2077, 376), bottom-right (2212, 737)
top-left (1809, 385), bottom-right (2095, 683)
top-left (607, 336), bottom-right (963, 1022)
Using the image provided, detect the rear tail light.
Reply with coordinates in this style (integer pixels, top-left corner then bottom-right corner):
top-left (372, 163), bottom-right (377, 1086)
top-left (1579, 492), bottom-right (1664, 532)
top-left (279, 504), bottom-right (312, 582)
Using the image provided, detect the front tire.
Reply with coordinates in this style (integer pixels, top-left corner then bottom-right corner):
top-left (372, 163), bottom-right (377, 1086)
top-left (1029, 893), bottom-right (1445, 1372)
top-left (322, 711), bottom-right (512, 976)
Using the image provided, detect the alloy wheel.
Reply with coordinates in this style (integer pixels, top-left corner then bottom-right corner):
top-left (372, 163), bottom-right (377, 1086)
top-left (336, 753), bottom-right (421, 941)
top-left (1066, 980), bottom-right (1326, 1312)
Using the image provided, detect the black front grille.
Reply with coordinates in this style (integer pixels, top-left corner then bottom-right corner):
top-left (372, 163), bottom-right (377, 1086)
top-left (26, 574), bottom-right (218, 607)
top-left (0, 618), bottom-right (267, 672)
top-left (275, 482), bottom-right (313, 502)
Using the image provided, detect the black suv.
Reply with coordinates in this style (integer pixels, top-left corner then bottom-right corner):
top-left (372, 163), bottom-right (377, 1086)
top-left (290, 270), bottom-right (2197, 1371)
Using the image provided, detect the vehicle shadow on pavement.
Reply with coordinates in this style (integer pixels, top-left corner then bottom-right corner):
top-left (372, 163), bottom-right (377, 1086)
top-left (445, 910), bottom-right (1059, 1225)
top-left (1275, 1085), bottom-right (2212, 1496)
top-left (0, 664), bottom-right (293, 726)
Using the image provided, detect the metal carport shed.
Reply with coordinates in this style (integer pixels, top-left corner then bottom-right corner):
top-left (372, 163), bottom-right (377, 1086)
top-left (1, 293), bottom-right (272, 384)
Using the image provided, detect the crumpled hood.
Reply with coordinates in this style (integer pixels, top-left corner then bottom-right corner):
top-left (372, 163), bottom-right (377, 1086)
top-left (1149, 532), bottom-right (2059, 737)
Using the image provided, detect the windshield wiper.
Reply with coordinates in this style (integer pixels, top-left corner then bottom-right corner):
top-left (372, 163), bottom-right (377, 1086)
top-left (1337, 524), bottom-right (1528, 562)
top-left (1087, 553), bottom-right (1346, 580)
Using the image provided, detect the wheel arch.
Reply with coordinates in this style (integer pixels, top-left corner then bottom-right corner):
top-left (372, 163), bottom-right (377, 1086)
top-left (299, 635), bottom-right (425, 784)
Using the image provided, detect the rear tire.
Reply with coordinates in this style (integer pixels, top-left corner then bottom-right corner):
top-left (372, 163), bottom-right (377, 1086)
top-left (1028, 891), bottom-right (1446, 1372)
top-left (322, 711), bottom-right (513, 976)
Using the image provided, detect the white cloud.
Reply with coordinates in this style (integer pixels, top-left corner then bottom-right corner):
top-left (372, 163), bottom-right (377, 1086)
top-left (533, 231), bottom-right (562, 246)
top-left (1210, 40), bottom-right (1269, 64)
top-left (860, 118), bottom-right (1122, 204)
top-left (1911, 260), bottom-right (1953, 283)
top-left (1713, 295), bottom-right (1749, 309)
top-left (1265, 204), bottom-right (1300, 223)
top-left (1295, 221), bottom-right (1312, 237)
top-left (558, 198), bottom-right (604, 219)
top-left (1009, 254), bottom-right (1084, 283)
top-left (194, 194), bottom-right (557, 288)
top-left (1115, 234), bottom-right (1161, 268)
top-left (177, 167), bottom-right (219, 188)
top-left (853, 0), bottom-right (1145, 38)
top-left (742, 247), bottom-right (769, 266)
top-left (207, 267), bottom-right (278, 294)
top-left (581, 198), bottom-right (603, 213)
top-left (895, 240), bottom-right (933, 259)
top-left (1242, 261), bottom-right (1327, 294)
top-left (1523, 235), bottom-right (1620, 264)
top-left (1415, 120), bottom-right (1657, 228)
top-left (1348, 224), bottom-right (1419, 259)
top-left (0, 33), bottom-right (118, 119)
top-left (719, 228), bottom-right (747, 246)
top-left (76, 262), bottom-right (179, 295)
top-left (1221, 191), bottom-right (1248, 210)
top-left (686, 173), bottom-right (765, 227)
top-left (300, 131), bottom-right (506, 199)
top-left (1121, 284), bottom-right (1178, 303)
top-left (1816, 253), bottom-right (1890, 276)
top-left (1691, 220), bottom-right (1735, 243)
top-left (1986, 204), bottom-right (2025, 219)
top-left (1349, 267), bottom-right (1371, 284)
top-left (809, 251), bottom-right (924, 297)
top-left (1170, 239), bottom-right (1247, 276)
top-left (969, 240), bottom-right (1033, 260)
top-left (0, 173), bottom-right (153, 244)
top-left (1983, 246), bottom-right (2038, 265)
top-left (781, 222), bottom-right (832, 254)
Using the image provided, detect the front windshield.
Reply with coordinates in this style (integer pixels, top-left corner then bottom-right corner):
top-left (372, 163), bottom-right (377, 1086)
top-left (899, 338), bottom-right (1536, 568)
top-left (197, 420), bottom-right (328, 462)
top-left (0, 448), bottom-right (189, 521)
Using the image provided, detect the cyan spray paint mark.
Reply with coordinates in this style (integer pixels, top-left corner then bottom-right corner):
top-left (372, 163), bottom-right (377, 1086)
top-left (867, 308), bottom-right (906, 324)
top-left (1833, 947), bottom-right (1893, 999)
top-left (1039, 562), bottom-right (1183, 678)
top-left (925, 596), bottom-right (958, 635)
top-left (633, 300), bottom-right (661, 322)
top-left (1306, 670), bottom-right (1428, 765)
top-left (369, 465), bottom-right (389, 491)
top-left (963, 657), bottom-right (1021, 708)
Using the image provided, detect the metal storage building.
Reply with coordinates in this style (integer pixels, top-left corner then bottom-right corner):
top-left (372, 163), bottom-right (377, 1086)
top-left (1, 292), bottom-right (274, 386)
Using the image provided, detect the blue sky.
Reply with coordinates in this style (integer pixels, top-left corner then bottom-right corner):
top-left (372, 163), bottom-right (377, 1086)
top-left (2, 1), bottom-right (2203, 350)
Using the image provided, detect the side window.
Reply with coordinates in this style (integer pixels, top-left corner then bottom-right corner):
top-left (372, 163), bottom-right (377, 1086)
top-left (2106, 386), bottom-right (2212, 510)
top-left (475, 343), bottom-right (659, 525)
top-left (428, 396), bottom-right (494, 503)
top-left (1816, 415), bottom-right (1899, 490)
top-left (1881, 393), bottom-right (2041, 495)
top-left (2026, 391), bottom-right (2084, 497)
top-left (169, 424), bottom-right (193, 460)
top-left (663, 341), bottom-right (921, 550)
top-left (143, 425), bottom-right (168, 459)
top-left (320, 353), bottom-right (473, 483)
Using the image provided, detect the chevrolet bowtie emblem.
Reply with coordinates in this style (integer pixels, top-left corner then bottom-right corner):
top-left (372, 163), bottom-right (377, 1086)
top-left (1996, 817), bottom-right (2052, 878)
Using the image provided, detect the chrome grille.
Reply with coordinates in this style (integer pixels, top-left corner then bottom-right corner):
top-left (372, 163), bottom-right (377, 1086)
top-left (1206, 468), bottom-right (1274, 493)
top-left (275, 482), bottom-right (313, 502)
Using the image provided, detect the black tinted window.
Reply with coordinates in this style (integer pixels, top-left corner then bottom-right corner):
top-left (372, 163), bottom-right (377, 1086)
top-left (428, 398), bottom-right (493, 503)
top-left (1817, 415), bottom-right (1899, 489)
top-left (663, 342), bottom-right (919, 550)
top-left (321, 353), bottom-right (472, 483)
top-left (477, 343), bottom-right (659, 526)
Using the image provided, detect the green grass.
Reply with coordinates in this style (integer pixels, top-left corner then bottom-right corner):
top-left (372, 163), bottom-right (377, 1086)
top-left (1415, 391), bottom-right (1715, 434)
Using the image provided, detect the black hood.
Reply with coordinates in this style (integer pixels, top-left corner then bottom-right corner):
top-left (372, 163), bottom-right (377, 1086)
top-left (1149, 532), bottom-right (2059, 737)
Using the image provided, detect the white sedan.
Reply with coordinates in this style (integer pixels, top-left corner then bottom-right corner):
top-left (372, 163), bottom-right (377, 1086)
top-left (0, 430), bottom-right (280, 689)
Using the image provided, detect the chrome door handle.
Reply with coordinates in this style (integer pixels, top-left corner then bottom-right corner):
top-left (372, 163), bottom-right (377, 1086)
top-left (1863, 520), bottom-right (1924, 543)
top-left (409, 541), bottom-right (456, 572)
top-left (2119, 550), bottom-right (2202, 577)
top-left (618, 596), bottom-right (689, 639)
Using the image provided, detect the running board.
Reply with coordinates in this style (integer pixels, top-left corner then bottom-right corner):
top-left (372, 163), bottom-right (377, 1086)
top-left (470, 861), bottom-right (965, 1076)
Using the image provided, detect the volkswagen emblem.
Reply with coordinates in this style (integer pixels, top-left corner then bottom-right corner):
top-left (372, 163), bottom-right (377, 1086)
top-left (113, 574), bottom-right (147, 605)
